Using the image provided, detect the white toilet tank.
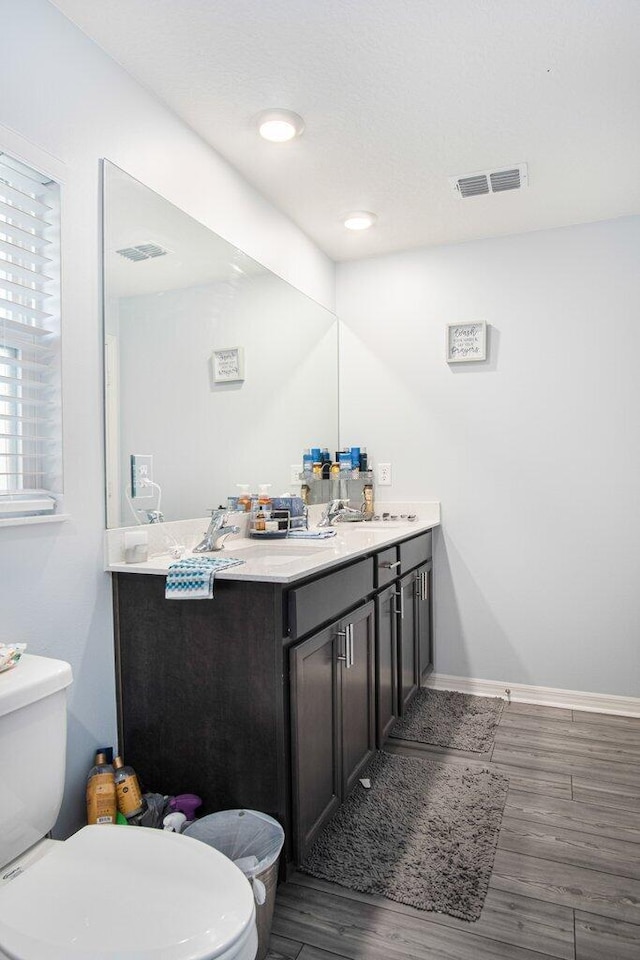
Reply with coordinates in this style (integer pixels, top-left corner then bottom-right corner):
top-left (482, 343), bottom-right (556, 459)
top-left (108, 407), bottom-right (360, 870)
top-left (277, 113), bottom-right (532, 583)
top-left (0, 654), bottom-right (73, 870)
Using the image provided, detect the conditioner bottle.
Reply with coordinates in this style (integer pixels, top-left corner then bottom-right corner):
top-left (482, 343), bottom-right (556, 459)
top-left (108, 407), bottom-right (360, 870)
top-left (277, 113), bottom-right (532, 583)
top-left (113, 756), bottom-right (145, 820)
top-left (86, 752), bottom-right (117, 825)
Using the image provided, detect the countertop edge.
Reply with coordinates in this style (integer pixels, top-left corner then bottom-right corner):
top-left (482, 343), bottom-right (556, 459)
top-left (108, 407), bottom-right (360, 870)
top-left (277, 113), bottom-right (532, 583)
top-left (106, 519), bottom-right (439, 584)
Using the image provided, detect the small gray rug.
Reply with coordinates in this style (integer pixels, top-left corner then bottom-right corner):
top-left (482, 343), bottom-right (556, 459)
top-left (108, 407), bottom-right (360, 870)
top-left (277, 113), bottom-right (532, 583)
top-left (301, 751), bottom-right (508, 921)
top-left (390, 688), bottom-right (504, 752)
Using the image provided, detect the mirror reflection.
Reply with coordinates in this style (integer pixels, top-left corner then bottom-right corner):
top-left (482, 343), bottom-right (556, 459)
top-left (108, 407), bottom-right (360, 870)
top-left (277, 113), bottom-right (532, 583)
top-left (102, 161), bottom-right (339, 528)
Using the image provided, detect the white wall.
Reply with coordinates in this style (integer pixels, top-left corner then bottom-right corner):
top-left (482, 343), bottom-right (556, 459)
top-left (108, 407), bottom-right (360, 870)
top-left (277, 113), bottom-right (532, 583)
top-left (117, 274), bottom-right (338, 522)
top-left (0, 0), bottom-right (334, 838)
top-left (338, 216), bottom-right (640, 698)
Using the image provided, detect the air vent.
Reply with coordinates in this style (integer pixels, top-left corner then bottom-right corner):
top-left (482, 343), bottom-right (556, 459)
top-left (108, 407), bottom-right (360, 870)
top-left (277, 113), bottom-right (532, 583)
top-left (450, 164), bottom-right (528, 199)
top-left (116, 243), bottom-right (169, 262)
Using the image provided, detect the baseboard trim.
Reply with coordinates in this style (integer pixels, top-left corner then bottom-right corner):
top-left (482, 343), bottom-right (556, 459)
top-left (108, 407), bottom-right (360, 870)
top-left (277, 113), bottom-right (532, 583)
top-left (423, 673), bottom-right (640, 718)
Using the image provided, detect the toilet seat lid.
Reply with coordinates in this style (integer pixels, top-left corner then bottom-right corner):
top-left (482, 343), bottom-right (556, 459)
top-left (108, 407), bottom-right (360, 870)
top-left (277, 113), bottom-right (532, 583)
top-left (0, 825), bottom-right (256, 960)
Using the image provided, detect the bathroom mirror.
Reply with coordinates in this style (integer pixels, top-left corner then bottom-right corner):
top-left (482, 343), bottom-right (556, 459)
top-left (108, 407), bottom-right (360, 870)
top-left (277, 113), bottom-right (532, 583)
top-left (102, 161), bottom-right (338, 527)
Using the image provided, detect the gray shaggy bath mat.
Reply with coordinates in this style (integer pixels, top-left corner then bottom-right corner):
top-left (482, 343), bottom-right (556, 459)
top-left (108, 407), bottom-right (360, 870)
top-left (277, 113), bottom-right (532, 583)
top-left (301, 751), bottom-right (508, 920)
top-left (390, 688), bottom-right (504, 752)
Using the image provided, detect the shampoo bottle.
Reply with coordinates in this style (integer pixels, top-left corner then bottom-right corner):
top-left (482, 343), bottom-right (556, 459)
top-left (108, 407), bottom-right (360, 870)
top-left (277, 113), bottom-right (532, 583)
top-left (113, 756), bottom-right (145, 820)
top-left (86, 752), bottom-right (117, 825)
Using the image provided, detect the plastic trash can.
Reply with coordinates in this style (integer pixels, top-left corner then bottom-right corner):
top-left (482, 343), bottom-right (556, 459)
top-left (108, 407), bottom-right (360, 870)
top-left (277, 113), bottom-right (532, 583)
top-left (184, 810), bottom-right (284, 960)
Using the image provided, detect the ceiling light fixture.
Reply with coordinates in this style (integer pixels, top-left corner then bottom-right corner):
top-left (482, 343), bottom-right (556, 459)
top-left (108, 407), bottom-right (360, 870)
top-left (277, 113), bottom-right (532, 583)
top-left (343, 211), bottom-right (377, 231)
top-left (257, 109), bottom-right (305, 143)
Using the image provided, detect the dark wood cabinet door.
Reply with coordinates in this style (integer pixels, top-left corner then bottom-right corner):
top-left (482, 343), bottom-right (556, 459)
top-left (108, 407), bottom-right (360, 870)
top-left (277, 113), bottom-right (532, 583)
top-left (340, 601), bottom-right (376, 797)
top-left (416, 561), bottom-right (433, 681)
top-left (397, 573), bottom-right (419, 714)
top-left (290, 624), bottom-right (341, 861)
top-left (375, 585), bottom-right (398, 744)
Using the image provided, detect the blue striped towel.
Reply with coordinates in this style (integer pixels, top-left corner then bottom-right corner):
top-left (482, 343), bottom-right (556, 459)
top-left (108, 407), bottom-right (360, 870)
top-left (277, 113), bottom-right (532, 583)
top-left (286, 529), bottom-right (337, 539)
top-left (165, 556), bottom-right (245, 600)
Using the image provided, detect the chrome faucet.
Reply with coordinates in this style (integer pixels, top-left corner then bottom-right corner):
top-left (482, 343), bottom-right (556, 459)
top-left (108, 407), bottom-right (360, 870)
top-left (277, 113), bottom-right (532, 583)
top-left (318, 499), bottom-right (364, 526)
top-left (139, 509), bottom-right (165, 524)
top-left (193, 509), bottom-right (240, 552)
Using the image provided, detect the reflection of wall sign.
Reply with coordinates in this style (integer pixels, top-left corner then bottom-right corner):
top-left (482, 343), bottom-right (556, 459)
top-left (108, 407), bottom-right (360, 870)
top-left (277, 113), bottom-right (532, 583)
top-left (446, 322), bottom-right (487, 363)
top-left (212, 347), bottom-right (245, 382)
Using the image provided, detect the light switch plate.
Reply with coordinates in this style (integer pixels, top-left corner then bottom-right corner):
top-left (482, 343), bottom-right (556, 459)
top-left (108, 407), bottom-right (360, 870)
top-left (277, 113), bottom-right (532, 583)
top-left (130, 454), bottom-right (153, 498)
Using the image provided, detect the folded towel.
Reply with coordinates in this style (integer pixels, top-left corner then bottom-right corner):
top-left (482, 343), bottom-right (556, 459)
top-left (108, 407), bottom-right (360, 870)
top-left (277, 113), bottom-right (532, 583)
top-left (165, 556), bottom-right (244, 600)
top-left (286, 529), bottom-right (337, 539)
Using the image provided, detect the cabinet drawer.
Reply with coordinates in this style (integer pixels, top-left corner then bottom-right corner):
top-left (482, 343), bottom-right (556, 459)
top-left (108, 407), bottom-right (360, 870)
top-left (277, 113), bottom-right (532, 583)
top-left (288, 558), bottom-right (374, 639)
top-left (399, 531), bottom-right (432, 574)
top-left (375, 546), bottom-right (401, 588)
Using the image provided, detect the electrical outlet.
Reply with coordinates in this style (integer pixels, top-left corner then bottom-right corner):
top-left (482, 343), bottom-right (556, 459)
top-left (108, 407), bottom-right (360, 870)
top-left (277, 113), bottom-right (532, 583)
top-left (377, 462), bottom-right (392, 486)
top-left (130, 454), bottom-right (153, 499)
top-left (290, 464), bottom-right (302, 486)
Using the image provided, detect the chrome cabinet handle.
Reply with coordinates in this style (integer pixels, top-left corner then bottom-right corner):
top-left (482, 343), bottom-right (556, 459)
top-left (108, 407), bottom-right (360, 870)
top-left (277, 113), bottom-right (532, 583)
top-left (336, 625), bottom-right (354, 667)
top-left (393, 586), bottom-right (405, 619)
top-left (420, 571), bottom-right (429, 601)
top-left (380, 560), bottom-right (400, 569)
top-left (336, 629), bottom-right (348, 662)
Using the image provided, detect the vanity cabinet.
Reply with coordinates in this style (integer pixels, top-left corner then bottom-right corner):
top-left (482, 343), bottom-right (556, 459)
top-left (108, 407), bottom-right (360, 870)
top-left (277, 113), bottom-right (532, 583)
top-left (290, 601), bottom-right (375, 860)
top-left (416, 561), bottom-right (433, 680)
top-left (112, 527), bottom-right (433, 870)
top-left (375, 583), bottom-right (398, 743)
top-left (397, 571), bottom-right (420, 713)
top-left (374, 532), bottom-right (433, 729)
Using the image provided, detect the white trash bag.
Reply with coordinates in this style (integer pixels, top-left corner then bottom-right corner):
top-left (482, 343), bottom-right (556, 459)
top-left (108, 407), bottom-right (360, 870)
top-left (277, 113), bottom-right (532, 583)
top-left (184, 809), bottom-right (284, 904)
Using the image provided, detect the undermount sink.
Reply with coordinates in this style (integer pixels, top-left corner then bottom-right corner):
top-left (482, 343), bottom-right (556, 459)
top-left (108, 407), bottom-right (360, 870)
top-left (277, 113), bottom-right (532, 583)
top-left (208, 542), bottom-right (335, 564)
top-left (338, 520), bottom-right (415, 531)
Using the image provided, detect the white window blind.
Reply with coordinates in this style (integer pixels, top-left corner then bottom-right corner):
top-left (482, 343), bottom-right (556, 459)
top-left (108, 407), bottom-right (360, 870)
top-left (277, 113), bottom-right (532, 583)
top-left (0, 152), bottom-right (61, 518)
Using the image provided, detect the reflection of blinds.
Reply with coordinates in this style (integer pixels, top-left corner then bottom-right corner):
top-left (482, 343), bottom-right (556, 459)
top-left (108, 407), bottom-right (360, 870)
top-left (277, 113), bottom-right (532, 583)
top-left (0, 153), bottom-right (61, 518)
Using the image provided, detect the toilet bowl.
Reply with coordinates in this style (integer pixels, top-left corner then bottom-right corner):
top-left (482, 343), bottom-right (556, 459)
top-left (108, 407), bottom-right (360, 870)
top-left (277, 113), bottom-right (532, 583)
top-left (0, 655), bottom-right (258, 960)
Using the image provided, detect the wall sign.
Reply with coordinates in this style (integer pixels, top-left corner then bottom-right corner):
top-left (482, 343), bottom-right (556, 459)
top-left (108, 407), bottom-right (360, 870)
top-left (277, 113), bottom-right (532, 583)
top-left (446, 321), bottom-right (487, 363)
top-left (211, 347), bottom-right (245, 382)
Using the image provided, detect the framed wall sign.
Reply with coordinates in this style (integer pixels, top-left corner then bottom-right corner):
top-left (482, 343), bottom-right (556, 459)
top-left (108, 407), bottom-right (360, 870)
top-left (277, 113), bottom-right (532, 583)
top-left (446, 321), bottom-right (487, 363)
top-left (211, 346), bottom-right (245, 382)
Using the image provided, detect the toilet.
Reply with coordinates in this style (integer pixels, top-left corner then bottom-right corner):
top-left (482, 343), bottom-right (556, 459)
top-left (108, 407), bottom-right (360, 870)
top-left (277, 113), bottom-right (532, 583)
top-left (0, 654), bottom-right (258, 960)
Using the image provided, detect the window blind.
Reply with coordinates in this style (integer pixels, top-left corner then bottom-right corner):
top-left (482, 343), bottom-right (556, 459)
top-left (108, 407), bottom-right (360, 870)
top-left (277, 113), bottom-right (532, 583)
top-left (0, 152), bottom-right (61, 518)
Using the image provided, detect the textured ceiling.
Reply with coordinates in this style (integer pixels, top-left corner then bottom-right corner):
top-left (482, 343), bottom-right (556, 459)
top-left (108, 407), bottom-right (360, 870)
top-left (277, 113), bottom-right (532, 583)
top-left (50, 0), bottom-right (640, 261)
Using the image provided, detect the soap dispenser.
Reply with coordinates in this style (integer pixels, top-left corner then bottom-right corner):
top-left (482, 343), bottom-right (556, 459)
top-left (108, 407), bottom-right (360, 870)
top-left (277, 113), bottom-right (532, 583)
top-left (237, 484), bottom-right (252, 512)
top-left (258, 484), bottom-right (272, 507)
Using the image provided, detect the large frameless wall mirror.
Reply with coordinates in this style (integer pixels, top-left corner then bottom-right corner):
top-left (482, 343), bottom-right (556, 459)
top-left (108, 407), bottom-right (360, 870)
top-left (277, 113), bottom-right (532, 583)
top-left (102, 161), bottom-right (339, 528)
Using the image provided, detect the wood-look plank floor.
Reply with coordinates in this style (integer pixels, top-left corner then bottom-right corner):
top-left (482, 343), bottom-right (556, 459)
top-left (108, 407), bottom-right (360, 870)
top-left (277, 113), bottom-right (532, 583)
top-left (267, 701), bottom-right (640, 960)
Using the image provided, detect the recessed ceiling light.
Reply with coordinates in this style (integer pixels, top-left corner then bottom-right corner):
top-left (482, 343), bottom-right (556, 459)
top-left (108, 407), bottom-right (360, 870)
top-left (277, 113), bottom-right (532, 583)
top-left (343, 211), bottom-right (377, 231)
top-left (257, 109), bottom-right (305, 143)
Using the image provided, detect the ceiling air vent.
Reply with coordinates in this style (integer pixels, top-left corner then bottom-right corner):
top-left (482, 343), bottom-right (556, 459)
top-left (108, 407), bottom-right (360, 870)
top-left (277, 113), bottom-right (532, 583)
top-left (116, 243), bottom-right (169, 262)
top-left (450, 163), bottom-right (528, 199)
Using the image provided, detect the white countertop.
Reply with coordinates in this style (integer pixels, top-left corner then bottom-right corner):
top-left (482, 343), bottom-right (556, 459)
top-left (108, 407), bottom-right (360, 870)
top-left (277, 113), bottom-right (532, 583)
top-left (106, 502), bottom-right (440, 584)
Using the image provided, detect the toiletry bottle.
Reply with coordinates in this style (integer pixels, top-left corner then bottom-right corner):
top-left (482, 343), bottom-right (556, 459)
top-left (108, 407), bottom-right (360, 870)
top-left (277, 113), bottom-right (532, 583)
top-left (302, 450), bottom-right (313, 479)
top-left (330, 460), bottom-right (340, 499)
top-left (359, 447), bottom-right (368, 473)
top-left (363, 479), bottom-right (374, 518)
top-left (86, 751), bottom-right (117, 825)
top-left (113, 756), bottom-right (145, 820)
top-left (237, 484), bottom-right (252, 512)
top-left (339, 450), bottom-right (351, 476)
top-left (321, 448), bottom-right (331, 479)
top-left (258, 484), bottom-right (272, 507)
